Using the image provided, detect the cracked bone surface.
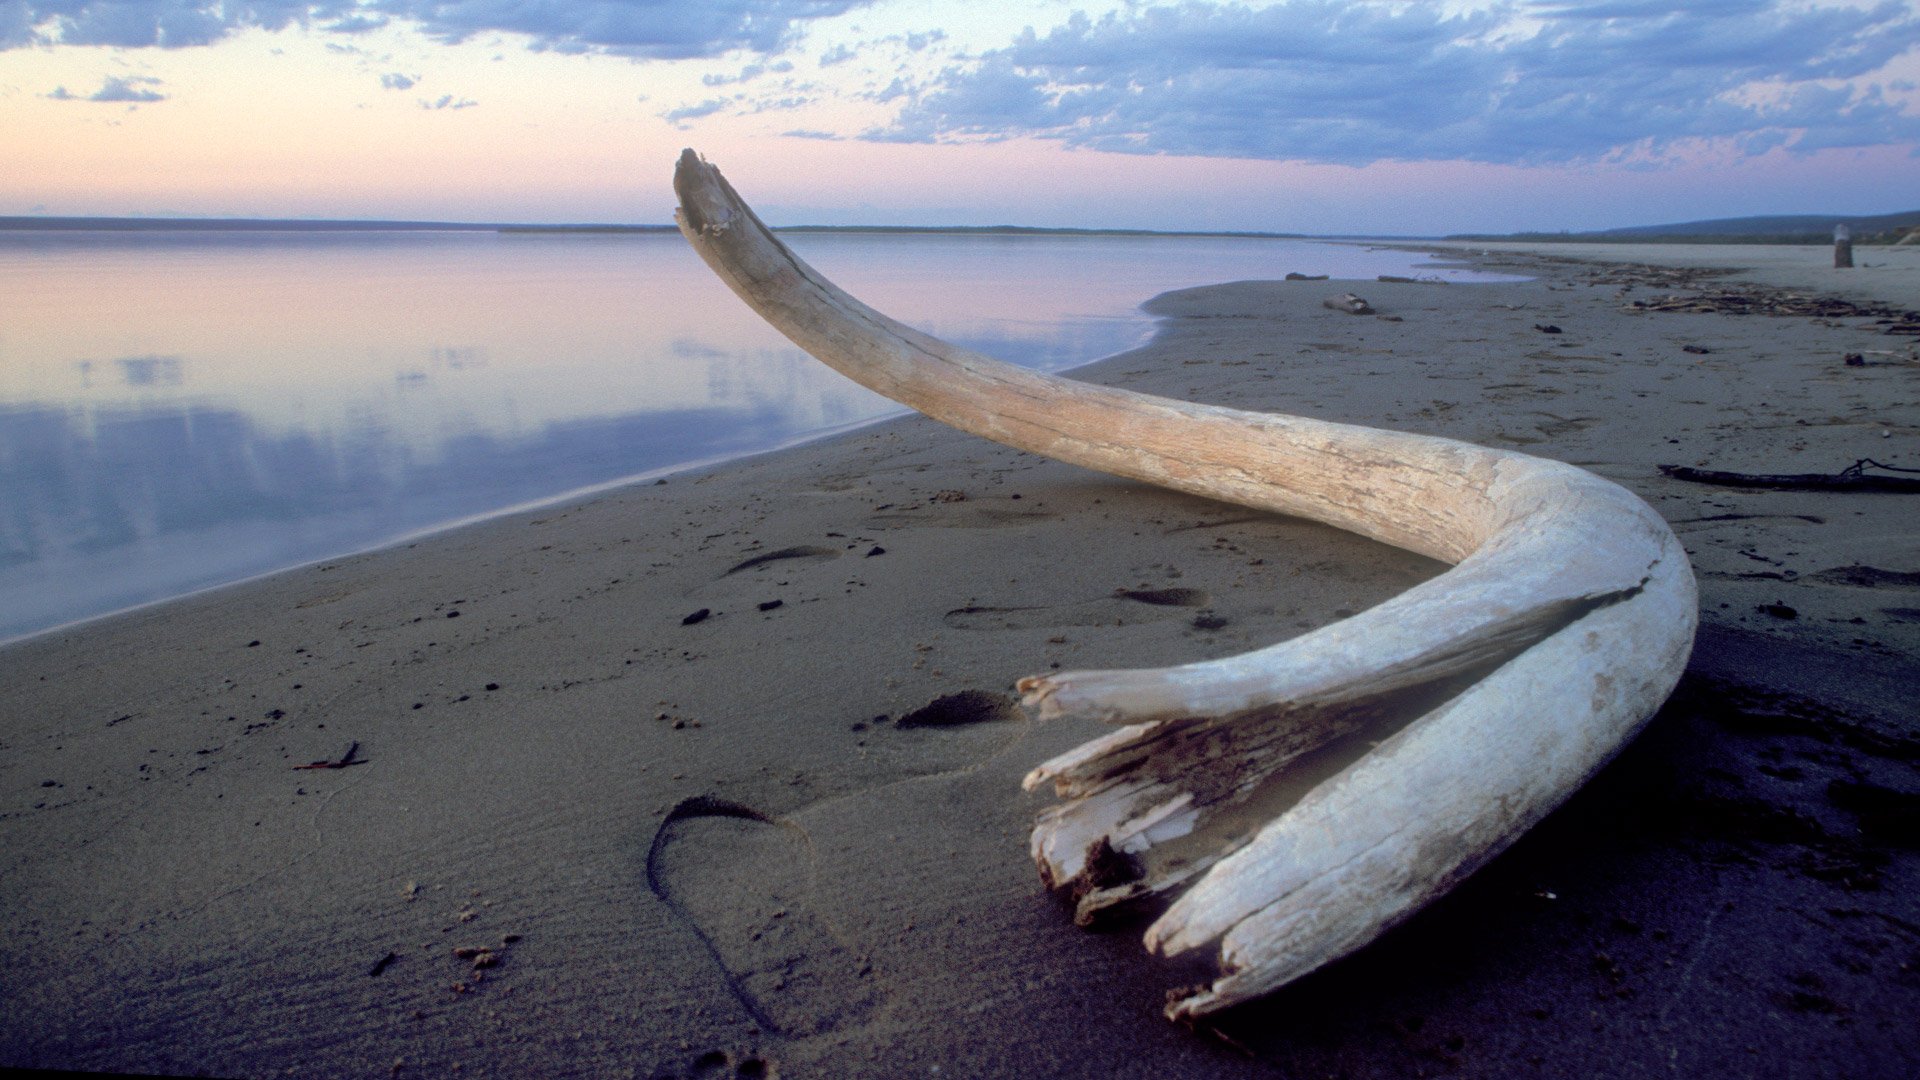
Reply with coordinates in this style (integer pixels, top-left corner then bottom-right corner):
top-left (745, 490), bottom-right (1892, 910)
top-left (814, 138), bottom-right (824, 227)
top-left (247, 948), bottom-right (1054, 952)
top-left (672, 150), bottom-right (1698, 1021)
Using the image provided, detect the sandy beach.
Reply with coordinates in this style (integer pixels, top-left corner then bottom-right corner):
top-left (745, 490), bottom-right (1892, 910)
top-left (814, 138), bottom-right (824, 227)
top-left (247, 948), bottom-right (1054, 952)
top-left (2, 242), bottom-right (1916, 1079)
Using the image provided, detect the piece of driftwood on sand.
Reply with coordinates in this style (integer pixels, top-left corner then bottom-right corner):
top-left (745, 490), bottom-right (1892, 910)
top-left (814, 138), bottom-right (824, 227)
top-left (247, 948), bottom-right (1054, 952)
top-left (671, 150), bottom-right (1698, 1022)
top-left (1321, 292), bottom-right (1374, 314)
top-left (1659, 459), bottom-right (1920, 493)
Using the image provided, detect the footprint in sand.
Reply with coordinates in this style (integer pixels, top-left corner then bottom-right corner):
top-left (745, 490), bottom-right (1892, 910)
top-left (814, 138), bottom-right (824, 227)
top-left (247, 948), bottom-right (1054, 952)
top-left (1530, 411), bottom-right (1599, 439)
top-left (869, 689), bottom-right (1030, 774)
top-left (646, 797), bottom-right (881, 1038)
top-left (721, 545), bottom-right (839, 577)
top-left (646, 1048), bottom-right (777, 1080)
top-left (656, 1048), bottom-right (777, 1079)
top-left (892, 688), bottom-right (1024, 729)
top-left (867, 503), bottom-right (1058, 530)
top-left (943, 586), bottom-right (1211, 630)
top-left (1808, 565), bottom-right (1920, 590)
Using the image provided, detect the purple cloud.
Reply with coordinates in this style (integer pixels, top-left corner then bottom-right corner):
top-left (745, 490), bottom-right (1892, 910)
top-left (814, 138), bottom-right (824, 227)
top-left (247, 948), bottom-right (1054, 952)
top-left (662, 97), bottom-right (731, 125)
top-left (874, 1), bottom-right (1920, 165)
top-left (47, 74), bottom-right (168, 102)
top-left (7, 0), bottom-right (870, 57)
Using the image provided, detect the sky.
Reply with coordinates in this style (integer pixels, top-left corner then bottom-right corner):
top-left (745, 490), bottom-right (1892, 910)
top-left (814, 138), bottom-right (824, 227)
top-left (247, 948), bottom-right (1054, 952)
top-left (2, 0), bottom-right (1918, 234)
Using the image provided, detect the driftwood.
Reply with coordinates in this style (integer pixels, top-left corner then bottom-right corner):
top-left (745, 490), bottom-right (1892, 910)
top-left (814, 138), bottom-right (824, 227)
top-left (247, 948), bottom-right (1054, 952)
top-left (1660, 459), bottom-right (1920, 493)
top-left (1321, 292), bottom-right (1373, 314)
top-left (672, 151), bottom-right (1697, 1021)
top-left (1630, 291), bottom-right (1920, 332)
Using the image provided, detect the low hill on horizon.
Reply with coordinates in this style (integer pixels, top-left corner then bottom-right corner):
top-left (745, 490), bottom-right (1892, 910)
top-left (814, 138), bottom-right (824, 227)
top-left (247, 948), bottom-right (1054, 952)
top-left (1453, 208), bottom-right (1920, 245)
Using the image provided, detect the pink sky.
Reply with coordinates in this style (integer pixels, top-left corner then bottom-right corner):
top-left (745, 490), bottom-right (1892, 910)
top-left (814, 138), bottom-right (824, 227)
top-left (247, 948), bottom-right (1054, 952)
top-left (3, 1), bottom-right (1916, 233)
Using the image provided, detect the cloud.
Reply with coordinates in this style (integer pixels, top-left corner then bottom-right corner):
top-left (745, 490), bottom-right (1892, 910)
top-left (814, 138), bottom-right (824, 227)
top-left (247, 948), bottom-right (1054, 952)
top-left (702, 59), bottom-right (794, 86)
top-left (92, 74), bottom-right (168, 102)
top-left (7, 0), bottom-right (871, 57)
top-left (662, 97), bottom-right (732, 125)
top-left (325, 13), bottom-right (387, 34)
top-left (746, 94), bottom-right (811, 113)
top-left (874, 0), bottom-right (1920, 165)
top-left (421, 93), bottom-right (475, 109)
top-left (396, 0), bottom-right (865, 58)
top-left (2, 1), bottom-right (33, 46)
top-left (814, 27), bottom-right (946, 72)
top-left (380, 72), bottom-right (416, 90)
top-left (22, 0), bottom-right (317, 48)
top-left (47, 74), bottom-right (168, 102)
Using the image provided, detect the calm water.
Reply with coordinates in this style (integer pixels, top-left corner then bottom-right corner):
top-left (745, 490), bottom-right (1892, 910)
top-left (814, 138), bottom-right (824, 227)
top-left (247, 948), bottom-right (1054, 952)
top-left (0, 229), bottom-right (1501, 643)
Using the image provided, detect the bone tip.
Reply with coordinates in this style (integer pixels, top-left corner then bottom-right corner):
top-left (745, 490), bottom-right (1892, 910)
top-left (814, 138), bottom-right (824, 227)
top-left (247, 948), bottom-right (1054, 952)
top-left (1020, 759), bottom-right (1084, 795)
top-left (671, 148), bottom-right (707, 196)
top-left (1162, 984), bottom-right (1223, 1024)
top-left (1141, 912), bottom-right (1201, 959)
top-left (1142, 921), bottom-right (1170, 956)
top-left (1073, 882), bottom-right (1147, 926)
top-left (672, 149), bottom-right (737, 234)
top-left (1015, 674), bottom-right (1064, 720)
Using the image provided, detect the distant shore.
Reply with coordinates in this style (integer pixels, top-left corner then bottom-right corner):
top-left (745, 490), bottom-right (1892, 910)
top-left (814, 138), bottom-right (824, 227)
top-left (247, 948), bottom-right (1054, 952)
top-left (11, 213), bottom-right (1913, 245)
top-left (0, 216), bottom-right (1308, 239)
top-left (1, 242), bottom-right (1914, 1078)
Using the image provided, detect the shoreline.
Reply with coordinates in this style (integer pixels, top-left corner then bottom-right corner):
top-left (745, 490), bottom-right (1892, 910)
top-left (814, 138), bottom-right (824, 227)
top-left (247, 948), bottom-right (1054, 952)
top-left (1412, 238), bottom-right (1920, 309)
top-left (0, 408), bottom-right (926, 653)
top-left (2, 245), bottom-right (1915, 1078)
top-left (3, 230), bottom-right (1493, 649)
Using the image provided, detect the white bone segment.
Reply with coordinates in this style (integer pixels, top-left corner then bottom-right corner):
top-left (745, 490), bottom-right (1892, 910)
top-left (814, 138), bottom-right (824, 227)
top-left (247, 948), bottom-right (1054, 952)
top-left (672, 151), bottom-right (1698, 1021)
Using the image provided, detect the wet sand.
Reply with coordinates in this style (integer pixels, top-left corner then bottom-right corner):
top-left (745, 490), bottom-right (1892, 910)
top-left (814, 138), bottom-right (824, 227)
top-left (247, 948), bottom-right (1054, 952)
top-left (2, 244), bottom-right (1915, 1078)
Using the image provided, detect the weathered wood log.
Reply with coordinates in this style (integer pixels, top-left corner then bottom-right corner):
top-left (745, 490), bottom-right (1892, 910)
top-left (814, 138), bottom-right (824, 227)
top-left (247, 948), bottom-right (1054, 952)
top-left (1660, 460), bottom-right (1920, 493)
top-left (672, 150), bottom-right (1698, 1021)
top-left (1322, 292), bottom-right (1373, 314)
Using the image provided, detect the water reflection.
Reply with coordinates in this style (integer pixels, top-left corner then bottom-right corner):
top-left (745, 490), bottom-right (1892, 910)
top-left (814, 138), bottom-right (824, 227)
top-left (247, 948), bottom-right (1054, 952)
top-left (0, 394), bottom-right (826, 640)
top-left (0, 229), bottom-right (1506, 642)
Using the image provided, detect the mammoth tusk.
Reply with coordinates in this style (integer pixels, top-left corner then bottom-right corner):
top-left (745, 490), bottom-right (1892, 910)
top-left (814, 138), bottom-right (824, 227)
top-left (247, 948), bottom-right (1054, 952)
top-left (672, 151), bottom-right (1697, 1022)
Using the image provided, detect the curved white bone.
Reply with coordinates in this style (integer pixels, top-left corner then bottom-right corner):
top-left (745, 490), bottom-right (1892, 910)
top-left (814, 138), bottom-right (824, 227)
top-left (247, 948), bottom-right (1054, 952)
top-left (672, 151), bottom-right (1697, 1021)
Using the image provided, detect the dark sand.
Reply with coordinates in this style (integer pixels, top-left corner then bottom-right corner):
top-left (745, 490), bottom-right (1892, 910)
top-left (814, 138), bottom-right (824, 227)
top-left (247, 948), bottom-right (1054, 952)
top-left (2, 246), bottom-right (1915, 1078)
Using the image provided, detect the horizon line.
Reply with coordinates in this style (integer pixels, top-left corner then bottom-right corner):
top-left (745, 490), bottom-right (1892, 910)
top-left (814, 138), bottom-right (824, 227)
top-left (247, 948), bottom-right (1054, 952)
top-left (6, 212), bottom-right (1912, 243)
top-left (0, 215), bottom-right (1420, 241)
